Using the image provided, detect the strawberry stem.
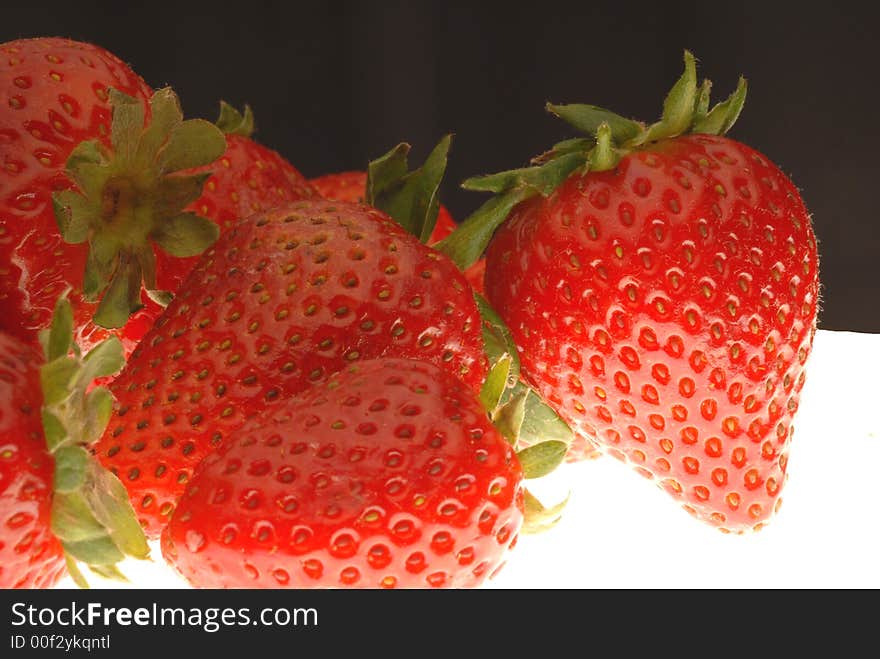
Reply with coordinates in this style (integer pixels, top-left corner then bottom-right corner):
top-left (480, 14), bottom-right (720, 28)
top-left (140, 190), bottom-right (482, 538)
top-left (589, 122), bottom-right (617, 170)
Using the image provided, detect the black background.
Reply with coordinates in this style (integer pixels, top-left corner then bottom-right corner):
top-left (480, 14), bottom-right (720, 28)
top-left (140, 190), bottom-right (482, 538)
top-left (3, 1), bottom-right (878, 331)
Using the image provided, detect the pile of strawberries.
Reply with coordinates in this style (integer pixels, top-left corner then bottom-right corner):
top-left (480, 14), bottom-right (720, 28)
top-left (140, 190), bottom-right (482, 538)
top-left (0, 39), bottom-right (819, 589)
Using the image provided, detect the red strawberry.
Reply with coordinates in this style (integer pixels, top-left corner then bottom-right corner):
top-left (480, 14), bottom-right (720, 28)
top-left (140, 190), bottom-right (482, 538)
top-left (0, 298), bottom-right (148, 588)
top-left (1, 38), bottom-right (268, 358)
top-left (0, 332), bottom-right (64, 589)
top-left (311, 169), bottom-right (485, 293)
top-left (1, 38), bottom-right (153, 351)
top-left (96, 199), bottom-right (487, 537)
top-left (448, 53), bottom-right (819, 531)
top-left (161, 357), bottom-right (524, 588)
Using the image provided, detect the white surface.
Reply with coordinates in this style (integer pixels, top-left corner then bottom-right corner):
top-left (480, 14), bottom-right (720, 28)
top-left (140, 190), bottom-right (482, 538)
top-left (56, 329), bottom-right (880, 589)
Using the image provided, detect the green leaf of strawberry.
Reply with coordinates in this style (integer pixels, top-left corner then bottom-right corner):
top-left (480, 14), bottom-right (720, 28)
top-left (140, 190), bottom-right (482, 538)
top-left (505, 382), bottom-right (574, 447)
top-left (635, 50), bottom-right (698, 145)
top-left (366, 143), bottom-right (410, 205)
top-left (475, 293), bottom-right (520, 378)
top-left (494, 389), bottom-right (527, 445)
top-left (436, 153), bottom-right (586, 271)
top-left (480, 353), bottom-right (512, 415)
top-left (366, 135), bottom-right (452, 242)
top-left (516, 440), bottom-right (568, 480)
top-left (214, 101), bottom-right (256, 137)
top-left (39, 296), bottom-right (149, 584)
top-left (692, 76), bottom-right (748, 135)
top-left (151, 212), bottom-right (222, 258)
top-left (546, 103), bottom-right (642, 143)
top-left (44, 299), bottom-right (74, 361)
top-left (475, 292), bottom-right (574, 466)
top-left (433, 187), bottom-right (533, 272)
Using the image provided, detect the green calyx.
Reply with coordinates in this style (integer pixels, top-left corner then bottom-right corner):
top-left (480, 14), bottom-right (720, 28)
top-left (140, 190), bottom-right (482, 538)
top-left (546, 51), bottom-right (747, 155)
top-left (477, 296), bottom-right (572, 533)
top-left (436, 51), bottom-right (748, 271)
top-left (53, 87), bottom-right (227, 328)
top-left (215, 101), bottom-right (256, 137)
top-left (38, 296), bottom-right (150, 588)
top-left (365, 135), bottom-right (452, 244)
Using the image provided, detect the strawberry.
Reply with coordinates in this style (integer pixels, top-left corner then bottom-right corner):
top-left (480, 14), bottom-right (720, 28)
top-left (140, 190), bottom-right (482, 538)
top-left (1, 38), bottom-right (151, 350)
top-left (0, 297), bottom-right (148, 588)
top-left (1, 37), bottom-right (234, 357)
top-left (311, 169), bottom-right (485, 293)
top-left (443, 53), bottom-right (819, 532)
top-left (161, 357), bottom-right (524, 588)
top-left (95, 199), bottom-right (488, 537)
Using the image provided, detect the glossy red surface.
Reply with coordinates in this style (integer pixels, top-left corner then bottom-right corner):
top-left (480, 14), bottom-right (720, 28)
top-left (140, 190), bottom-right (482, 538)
top-left (98, 200), bottom-right (487, 536)
top-left (310, 170), bottom-right (485, 292)
top-left (155, 134), bottom-right (318, 300)
top-left (161, 358), bottom-right (523, 588)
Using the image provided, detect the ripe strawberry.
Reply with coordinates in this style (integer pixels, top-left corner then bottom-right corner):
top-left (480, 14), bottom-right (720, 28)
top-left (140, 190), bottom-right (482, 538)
top-left (0, 332), bottom-right (64, 589)
top-left (0, 298), bottom-right (148, 588)
top-left (1, 38), bottom-right (152, 351)
top-left (312, 169), bottom-right (485, 292)
top-left (161, 357), bottom-right (524, 588)
top-left (449, 53), bottom-right (819, 531)
top-left (0, 37), bottom-right (247, 357)
top-left (96, 199), bottom-right (487, 536)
